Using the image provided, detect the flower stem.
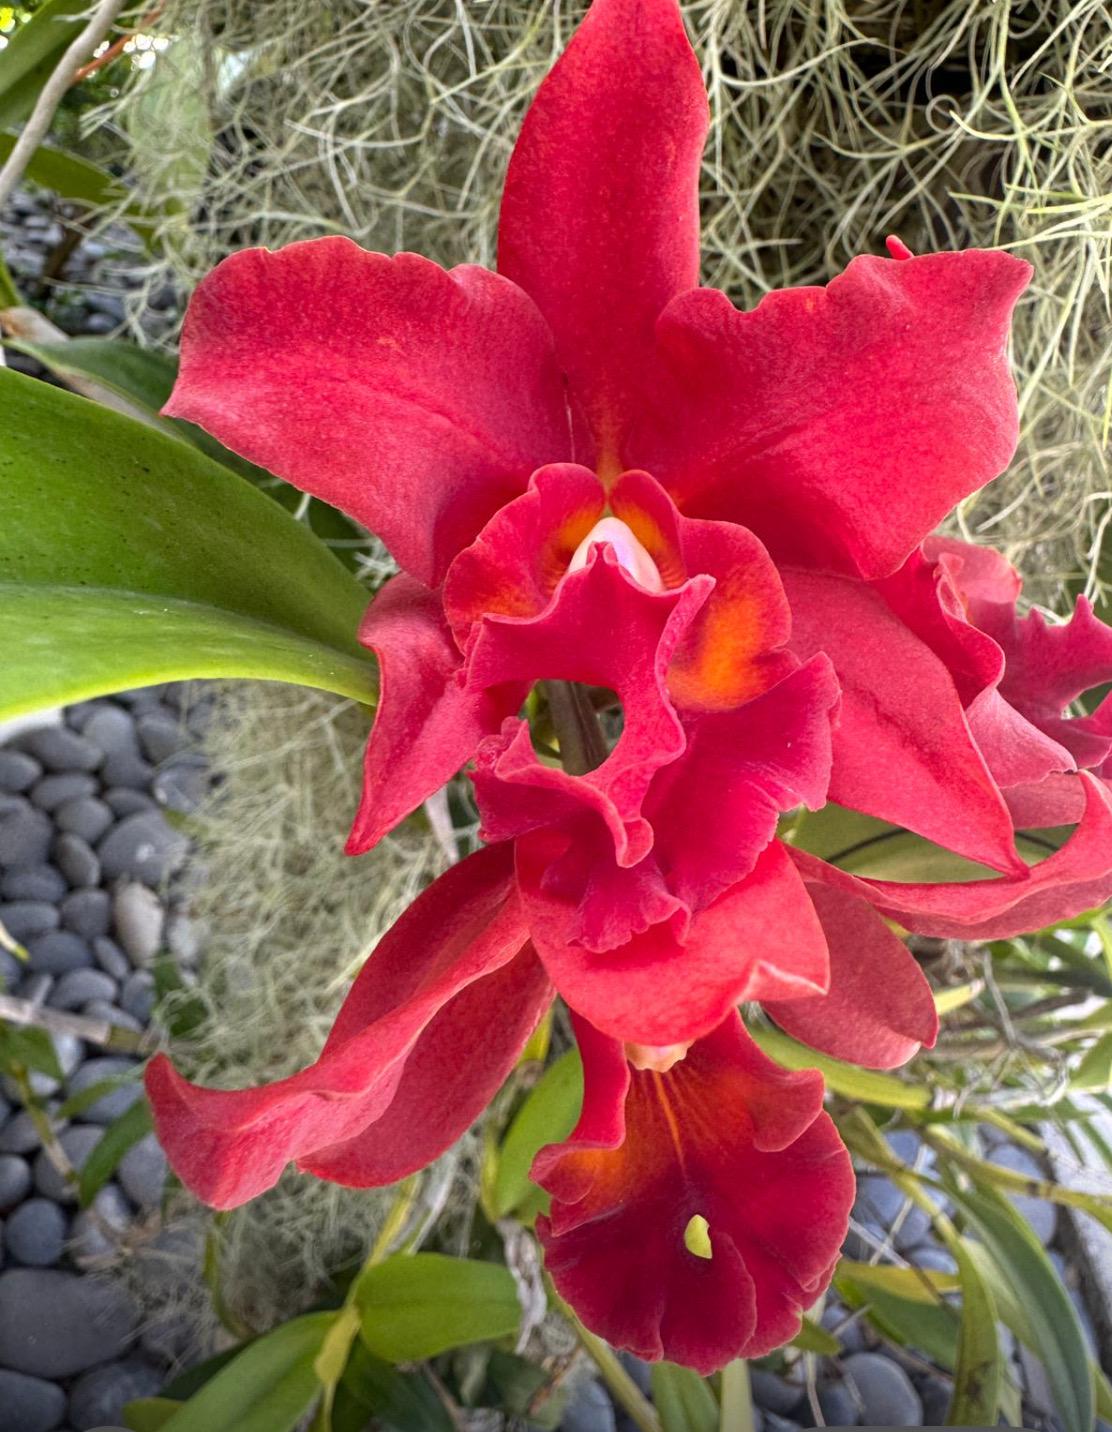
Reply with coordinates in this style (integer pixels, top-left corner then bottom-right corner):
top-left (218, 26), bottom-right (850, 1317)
top-left (543, 680), bottom-right (609, 775)
top-left (719, 1360), bottom-right (756, 1432)
top-left (569, 1309), bottom-right (662, 1432)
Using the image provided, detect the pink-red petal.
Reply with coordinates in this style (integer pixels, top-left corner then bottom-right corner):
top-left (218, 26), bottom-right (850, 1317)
top-left (517, 836), bottom-right (829, 1046)
top-left (534, 1013), bottom-right (853, 1372)
top-left (784, 567), bottom-right (1024, 875)
top-left (763, 881), bottom-right (938, 1069)
top-left (634, 249), bottom-right (1030, 579)
top-left (498, 0), bottom-right (708, 470)
top-left (165, 240), bottom-right (570, 586)
top-left (346, 574), bottom-right (523, 855)
top-left (145, 845), bottom-right (534, 1208)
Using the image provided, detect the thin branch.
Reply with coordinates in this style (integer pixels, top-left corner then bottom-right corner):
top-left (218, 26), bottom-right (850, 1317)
top-left (0, 0), bottom-right (130, 216)
top-left (72, 2), bottom-right (164, 84)
top-left (0, 992), bottom-right (148, 1055)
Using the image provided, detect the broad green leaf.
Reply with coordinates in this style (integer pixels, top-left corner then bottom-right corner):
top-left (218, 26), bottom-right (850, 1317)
top-left (0, 369), bottom-right (375, 717)
top-left (491, 1049), bottom-right (582, 1218)
top-left (355, 1253), bottom-right (520, 1362)
top-left (79, 1097), bottom-right (154, 1205)
top-left (157, 1312), bottom-right (333, 1432)
top-left (835, 1261), bottom-right (959, 1301)
top-left (790, 803), bottom-right (1066, 880)
top-left (947, 1238), bottom-right (1001, 1425)
top-left (124, 1398), bottom-right (184, 1432)
top-left (0, 133), bottom-right (156, 241)
top-left (651, 1363), bottom-right (718, 1432)
top-left (0, 0), bottom-right (90, 130)
top-left (2, 336), bottom-right (366, 561)
top-left (749, 1025), bottom-right (930, 1110)
top-left (331, 1342), bottom-right (451, 1432)
top-left (953, 1184), bottom-right (1093, 1432)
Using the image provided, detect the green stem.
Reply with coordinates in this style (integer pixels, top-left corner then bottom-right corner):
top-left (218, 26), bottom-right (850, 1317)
top-left (574, 1318), bottom-right (662, 1432)
top-left (543, 680), bottom-right (609, 775)
top-left (720, 1360), bottom-right (756, 1432)
top-left (0, 251), bottom-right (21, 310)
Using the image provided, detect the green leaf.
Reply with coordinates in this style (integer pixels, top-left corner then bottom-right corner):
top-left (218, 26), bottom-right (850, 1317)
top-left (0, 369), bottom-right (375, 717)
top-left (0, 1021), bottom-right (62, 1079)
top-left (0, 133), bottom-right (157, 242)
top-left (78, 1097), bottom-right (154, 1205)
top-left (650, 1363), bottom-right (718, 1432)
top-left (1074, 1029), bottom-right (1112, 1091)
top-left (124, 1398), bottom-right (185, 1432)
top-left (790, 1315), bottom-right (841, 1356)
top-left (0, 0), bottom-right (91, 130)
top-left (947, 1238), bottom-right (1001, 1425)
top-left (491, 1049), bottom-right (582, 1219)
top-left (953, 1184), bottom-right (1093, 1432)
top-left (156, 1312), bottom-right (333, 1432)
top-left (354, 1253), bottom-right (520, 1363)
top-left (332, 1342), bottom-right (451, 1432)
top-left (749, 1024), bottom-right (931, 1110)
top-left (57, 1064), bottom-right (143, 1120)
top-left (836, 1265), bottom-right (960, 1369)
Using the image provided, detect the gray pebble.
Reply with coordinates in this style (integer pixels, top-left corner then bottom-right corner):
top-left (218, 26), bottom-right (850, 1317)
top-left (60, 889), bottom-right (111, 940)
top-left (0, 1153), bottom-right (33, 1208)
top-left (69, 1359), bottom-right (162, 1432)
top-left (54, 835), bottom-right (100, 889)
top-left (99, 751), bottom-right (153, 790)
top-left (120, 971), bottom-right (155, 1024)
top-left (19, 729), bottom-right (101, 774)
top-left (987, 1143), bottom-right (1058, 1245)
top-left (65, 699), bottom-right (114, 733)
top-left (30, 773), bottom-right (97, 813)
top-left (750, 1369), bottom-right (803, 1416)
top-left (65, 1058), bottom-right (143, 1124)
top-left (101, 789), bottom-right (154, 818)
top-left (70, 1184), bottom-right (131, 1267)
top-left (0, 751), bottom-right (42, 794)
top-left (0, 902), bottom-right (59, 941)
top-left (152, 757), bottom-right (207, 813)
top-left (561, 1378), bottom-right (615, 1432)
top-left (17, 972), bottom-right (54, 1006)
top-left (5, 1198), bottom-right (68, 1267)
top-left (1, 866), bottom-right (68, 903)
top-left (55, 798), bottom-right (114, 845)
top-left (821, 1297), bottom-right (869, 1353)
top-left (112, 884), bottom-right (164, 966)
top-left (117, 1134), bottom-right (166, 1210)
top-left (907, 1243), bottom-right (958, 1275)
top-left (33, 1126), bottom-right (101, 1202)
top-left (99, 813), bottom-right (186, 886)
top-left (0, 1367), bottom-right (67, 1432)
top-left (0, 1111), bottom-right (50, 1155)
top-left (843, 1352), bottom-right (923, 1425)
top-left (916, 1373), bottom-right (951, 1424)
top-left (92, 938), bottom-right (130, 982)
top-left (49, 969), bottom-right (118, 1012)
top-left (136, 712), bottom-right (187, 764)
top-left (0, 1268), bottom-right (137, 1377)
top-left (82, 707), bottom-right (138, 762)
top-left (0, 947), bottom-right (19, 987)
top-left (27, 931), bottom-right (93, 975)
top-left (818, 1377), bottom-right (860, 1426)
top-left (893, 1203), bottom-right (933, 1254)
top-left (0, 799), bottom-right (54, 868)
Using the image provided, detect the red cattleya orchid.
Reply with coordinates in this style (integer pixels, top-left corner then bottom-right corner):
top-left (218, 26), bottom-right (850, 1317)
top-left (141, 0), bottom-right (1111, 1376)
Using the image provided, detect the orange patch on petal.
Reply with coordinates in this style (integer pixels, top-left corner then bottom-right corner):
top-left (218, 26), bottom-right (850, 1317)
top-left (668, 586), bottom-right (771, 710)
top-left (540, 503), bottom-right (606, 593)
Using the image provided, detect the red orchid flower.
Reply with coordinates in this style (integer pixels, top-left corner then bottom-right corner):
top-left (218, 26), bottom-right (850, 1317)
top-left (142, 0), bottom-right (1098, 1374)
top-left (792, 537), bottom-right (1112, 940)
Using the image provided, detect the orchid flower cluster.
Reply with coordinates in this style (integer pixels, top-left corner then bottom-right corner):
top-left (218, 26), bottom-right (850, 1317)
top-left (143, 0), bottom-right (1112, 1372)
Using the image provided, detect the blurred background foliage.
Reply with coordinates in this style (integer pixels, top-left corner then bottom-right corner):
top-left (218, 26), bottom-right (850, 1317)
top-left (1, 1), bottom-right (1111, 1429)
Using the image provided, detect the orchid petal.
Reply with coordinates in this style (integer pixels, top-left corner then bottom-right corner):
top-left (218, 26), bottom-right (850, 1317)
top-left (145, 845), bottom-right (533, 1208)
top-left (166, 240), bottom-right (570, 586)
top-left (498, 0), bottom-right (708, 469)
top-left (517, 837), bottom-right (829, 1046)
top-left (534, 1013), bottom-right (853, 1372)
top-left (347, 574), bottom-right (523, 854)
top-left (635, 250), bottom-right (1030, 579)
top-left (763, 881), bottom-right (938, 1069)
